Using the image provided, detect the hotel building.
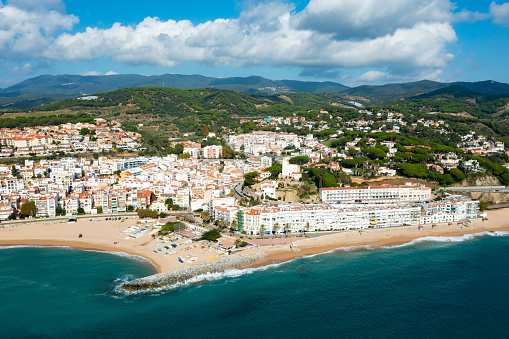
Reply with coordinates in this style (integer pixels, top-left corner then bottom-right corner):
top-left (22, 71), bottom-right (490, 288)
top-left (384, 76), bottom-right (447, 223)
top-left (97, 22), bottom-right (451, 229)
top-left (319, 184), bottom-right (431, 204)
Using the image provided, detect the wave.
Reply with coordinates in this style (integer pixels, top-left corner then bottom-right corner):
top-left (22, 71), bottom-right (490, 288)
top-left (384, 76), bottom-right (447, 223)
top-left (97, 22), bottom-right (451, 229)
top-left (172, 231), bottom-right (509, 287)
top-left (386, 231), bottom-right (509, 249)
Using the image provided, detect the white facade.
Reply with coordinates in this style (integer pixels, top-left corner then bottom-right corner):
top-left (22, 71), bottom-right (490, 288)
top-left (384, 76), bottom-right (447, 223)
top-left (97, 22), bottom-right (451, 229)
top-left (260, 180), bottom-right (277, 199)
top-left (320, 184), bottom-right (431, 204)
top-left (203, 145), bottom-right (222, 159)
top-left (420, 199), bottom-right (479, 224)
top-left (240, 203), bottom-right (421, 235)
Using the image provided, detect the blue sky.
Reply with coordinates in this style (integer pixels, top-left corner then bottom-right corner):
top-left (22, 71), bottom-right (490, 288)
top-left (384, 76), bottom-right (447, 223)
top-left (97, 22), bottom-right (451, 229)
top-left (1, 0), bottom-right (509, 88)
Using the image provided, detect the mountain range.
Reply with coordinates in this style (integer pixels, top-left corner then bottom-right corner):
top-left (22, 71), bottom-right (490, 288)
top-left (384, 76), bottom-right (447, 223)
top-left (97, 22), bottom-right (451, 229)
top-left (1, 74), bottom-right (509, 109)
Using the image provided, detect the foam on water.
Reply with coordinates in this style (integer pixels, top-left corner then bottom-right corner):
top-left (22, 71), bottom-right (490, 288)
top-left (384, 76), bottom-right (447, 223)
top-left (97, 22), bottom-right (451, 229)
top-left (386, 230), bottom-right (509, 249)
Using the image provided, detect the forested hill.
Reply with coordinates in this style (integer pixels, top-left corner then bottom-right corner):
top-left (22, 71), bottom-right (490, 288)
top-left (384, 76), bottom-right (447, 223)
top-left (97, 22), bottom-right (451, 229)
top-left (340, 80), bottom-right (509, 105)
top-left (0, 74), bottom-right (349, 96)
top-left (34, 87), bottom-right (302, 116)
top-left (389, 85), bottom-right (509, 119)
top-left (0, 74), bottom-right (350, 109)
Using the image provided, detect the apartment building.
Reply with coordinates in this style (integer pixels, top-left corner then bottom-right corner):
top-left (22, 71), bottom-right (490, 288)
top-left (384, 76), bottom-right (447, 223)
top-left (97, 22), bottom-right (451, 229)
top-left (320, 184), bottom-right (431, 204)
top-left (202, 145), bottom-right (223, 159)
top-left (238, 203), bottom-right (421, 235)
top-left (420, 199), bottom-right (479, 224)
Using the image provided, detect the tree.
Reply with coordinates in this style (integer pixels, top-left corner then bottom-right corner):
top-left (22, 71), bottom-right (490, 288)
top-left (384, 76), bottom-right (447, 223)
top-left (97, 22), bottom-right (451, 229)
top-left (200, 229), bottom-right (222, 241)
top-left (77, 207), bottom-right (85, 215)
top-left (450, 168), bottom-right (465, 181)
top-left (92, 153), bottom-right (99, 160)
top-left (97, 206), bottom-right (103, 214)
top-left (219, 218), bottom-right (227, 231)
top-left (289, 156), bottom-right (309, 165)
top-left (273, 223), bottom-right (281, 237)
top-left (348, 148), bottom-right (359, 156)
top-left (11, 165), bottom-right (18, 177)
top-left (80, 128), bottom-right (90, 136)
top-left (222, 146), bottom-right (235, 159)
top-left (230, 219), bottom-right (238, 233)
top-left (283, 223), bottom-right (291, 237)
top-left (259, 225), bottom-right (266, 239)
top-left (137, 208), bottom-right (158, 218)
top-left (20, 201), bottom-right (37, 218)
top-left (243, 171), bottom-right (259, 186)
top-left (304, 221), bottom-right (310, 235)
top-left (56, 206), bottom-right (64, 216)
top-left (201, 211), bottom-right (211, 222)
top-left (201, 125), bottom-right (209, 137)
top-left (479, 200), bottom-right (488, 211)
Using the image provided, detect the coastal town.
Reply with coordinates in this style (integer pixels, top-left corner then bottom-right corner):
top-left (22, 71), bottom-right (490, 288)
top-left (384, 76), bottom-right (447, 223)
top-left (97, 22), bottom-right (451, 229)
top-left (0, 105), bottom-right (507, 290)
top-left (0, 115), bottom-right (492, 234)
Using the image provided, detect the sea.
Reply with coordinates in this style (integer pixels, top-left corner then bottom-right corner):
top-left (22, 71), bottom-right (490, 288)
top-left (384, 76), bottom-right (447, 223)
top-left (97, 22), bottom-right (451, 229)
top-left (1, 232), bottom-right (509, 338)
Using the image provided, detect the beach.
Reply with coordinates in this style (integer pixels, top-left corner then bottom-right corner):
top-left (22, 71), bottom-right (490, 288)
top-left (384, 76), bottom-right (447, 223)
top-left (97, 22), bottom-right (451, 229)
top-left (1, 209), bottom-right (509, 277)
top-left (256, 208), bottom-right (509, 267)
top-left (0, 217), bottom-right (258, 273)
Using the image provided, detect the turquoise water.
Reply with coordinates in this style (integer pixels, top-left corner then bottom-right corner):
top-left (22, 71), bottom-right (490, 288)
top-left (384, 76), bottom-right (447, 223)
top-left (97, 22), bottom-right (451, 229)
top-left (1, 232), bottom-right (509, 338)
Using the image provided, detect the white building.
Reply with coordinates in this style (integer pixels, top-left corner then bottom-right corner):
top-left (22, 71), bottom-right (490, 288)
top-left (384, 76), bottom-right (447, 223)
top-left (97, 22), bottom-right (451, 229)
top-left (420, 199), bottom-right (479, 224)
top-left (281, 157), bottom-right (301, 180)
top-left (238, 203), bottom-right (421, 235)
top-left (320, 184), bottom-right (431, 204)
top-left (260, 180), bottom-right (277, 199)
top-left (203, 145), bottom-right (222, 159)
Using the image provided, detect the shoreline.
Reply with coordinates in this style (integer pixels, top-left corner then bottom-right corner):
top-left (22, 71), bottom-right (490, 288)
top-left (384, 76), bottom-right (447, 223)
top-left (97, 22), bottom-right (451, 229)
top-left (0, 239), bottom-right (162, 272)
top-left (254, 220), bottom-right (509, 268)
top-left (1, 209), bottom-right (509, 284)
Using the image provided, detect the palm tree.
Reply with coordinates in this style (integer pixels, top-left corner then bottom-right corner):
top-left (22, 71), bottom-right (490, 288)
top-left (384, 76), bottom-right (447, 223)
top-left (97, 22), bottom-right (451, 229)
top-left (283, 223), bottom-right (291, 237)
top-left (219, 218), bottom-right (227, 231)
top-left (230, 219), bottom-right (238, 234)
top-left (304, 222), bottom-right (310, 236)
top-left (273, 223), bottom-right (281, 238)
top-left (259, 225), bottom-right (266, 239)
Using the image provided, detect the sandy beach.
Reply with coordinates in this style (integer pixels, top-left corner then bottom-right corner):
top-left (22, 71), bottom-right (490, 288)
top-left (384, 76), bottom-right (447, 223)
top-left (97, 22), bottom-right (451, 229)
top-left (255, 208), bottom-right (509, 267)
top-left (0, 217), bottom-right (256, 273)
top-left (1, 209), bottom-right (508, 276)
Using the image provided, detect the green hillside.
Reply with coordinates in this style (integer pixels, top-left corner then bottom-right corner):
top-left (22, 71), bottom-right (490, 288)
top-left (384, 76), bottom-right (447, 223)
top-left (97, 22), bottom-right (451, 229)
top-left (340, 80), bottom-right (509, 105)
top-left (0, 74), bottom-right (350, 109)
top-left (390, 85), bottom-right (509, 119)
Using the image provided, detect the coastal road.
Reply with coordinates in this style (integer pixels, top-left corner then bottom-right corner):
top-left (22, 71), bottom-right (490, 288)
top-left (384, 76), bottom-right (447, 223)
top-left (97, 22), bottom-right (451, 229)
top-left (445, 186), bottom-right (509, 192)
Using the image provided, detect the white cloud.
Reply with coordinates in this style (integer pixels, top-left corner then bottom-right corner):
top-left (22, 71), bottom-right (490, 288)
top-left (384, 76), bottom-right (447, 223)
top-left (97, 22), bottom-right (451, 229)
top-left (43, 0), bottom-right (456, 81)
top-left (11, 62), bottom-right (34, 74)
top-left (295, 0), bottom-right (454, 39)
top-left (490, 1), bottom-right (509, 25)
top-left (348, 68), bottom-right (443, 86)
top-left (358, 71), bottom-right (394, 82)
top-left (11, 0), bottom-right (503, 82)
top-left (0, 0), bottom-right (78, 60)
top-left (80, 70), bottom-right (101, 76)
top-left (105, 71), bottom-right (118, 75)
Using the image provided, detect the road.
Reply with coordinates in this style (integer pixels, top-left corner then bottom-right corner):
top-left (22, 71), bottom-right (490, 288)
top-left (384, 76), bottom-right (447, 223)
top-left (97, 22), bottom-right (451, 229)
top-left (446, 186), bottom-right (509, 193)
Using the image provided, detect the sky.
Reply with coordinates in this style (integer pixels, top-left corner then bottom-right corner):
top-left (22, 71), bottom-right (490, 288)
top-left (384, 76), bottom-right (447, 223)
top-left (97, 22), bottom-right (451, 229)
top-left (1, 0), bottom-right (509, 88)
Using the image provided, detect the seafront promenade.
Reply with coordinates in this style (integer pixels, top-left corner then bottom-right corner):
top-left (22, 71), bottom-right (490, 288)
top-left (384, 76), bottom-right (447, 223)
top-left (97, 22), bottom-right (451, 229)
top-left (2, 208), bottom-right (509, 293)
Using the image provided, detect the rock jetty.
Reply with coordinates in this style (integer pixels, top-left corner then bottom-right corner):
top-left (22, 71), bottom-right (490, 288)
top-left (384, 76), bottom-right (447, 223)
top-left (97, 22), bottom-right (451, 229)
top-left (120, 250), bottom-right (265, 292)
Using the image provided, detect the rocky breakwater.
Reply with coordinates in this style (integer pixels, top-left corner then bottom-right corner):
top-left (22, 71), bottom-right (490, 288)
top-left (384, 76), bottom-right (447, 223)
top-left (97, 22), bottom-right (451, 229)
top-left (120, 250), bottom-right (265, 292)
